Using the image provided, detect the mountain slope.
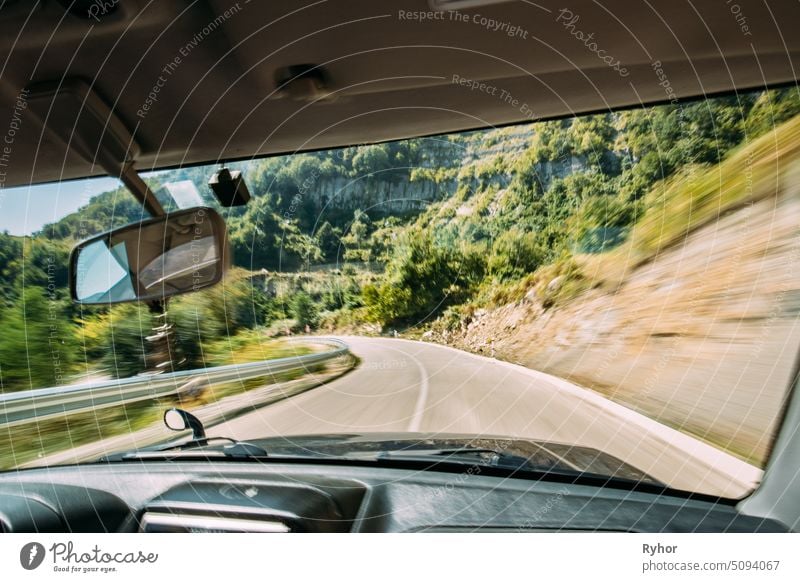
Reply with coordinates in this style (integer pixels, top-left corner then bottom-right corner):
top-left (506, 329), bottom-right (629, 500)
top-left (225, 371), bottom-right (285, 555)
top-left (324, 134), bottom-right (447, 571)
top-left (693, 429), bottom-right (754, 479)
top-left (424, 113), bottom-right (800, 466)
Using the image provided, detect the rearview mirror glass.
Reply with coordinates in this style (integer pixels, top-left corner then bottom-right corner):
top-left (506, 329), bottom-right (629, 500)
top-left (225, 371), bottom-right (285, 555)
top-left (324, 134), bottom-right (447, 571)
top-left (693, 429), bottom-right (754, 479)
top-left (69, 206), bottom-right (228, 305)
top-left (163, 408), bottom-right (187, 431)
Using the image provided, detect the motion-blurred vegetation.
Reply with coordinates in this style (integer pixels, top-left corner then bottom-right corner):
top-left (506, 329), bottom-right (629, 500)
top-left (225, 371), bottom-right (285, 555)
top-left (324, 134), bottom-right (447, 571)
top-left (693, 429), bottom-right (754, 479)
top-left (2, 86), bottom-right (800, 392)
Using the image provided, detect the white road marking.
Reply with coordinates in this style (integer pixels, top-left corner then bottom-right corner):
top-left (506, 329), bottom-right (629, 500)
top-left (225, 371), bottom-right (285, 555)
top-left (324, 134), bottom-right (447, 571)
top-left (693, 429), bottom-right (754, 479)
top-left (406, 349), bottom-right (430, 432)
top-left (340, 336), bottom-right (762, 496)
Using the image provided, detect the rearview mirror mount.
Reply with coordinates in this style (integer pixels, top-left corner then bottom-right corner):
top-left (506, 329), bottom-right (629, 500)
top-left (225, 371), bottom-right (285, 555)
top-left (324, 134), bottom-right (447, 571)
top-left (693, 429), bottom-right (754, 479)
top-left (69, 206), bottom-right (229, 305)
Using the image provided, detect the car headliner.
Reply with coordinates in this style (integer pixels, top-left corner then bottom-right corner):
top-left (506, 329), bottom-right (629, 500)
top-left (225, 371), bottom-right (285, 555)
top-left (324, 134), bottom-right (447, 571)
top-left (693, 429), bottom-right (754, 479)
top-left (0, 0), bottom-right (798, 187)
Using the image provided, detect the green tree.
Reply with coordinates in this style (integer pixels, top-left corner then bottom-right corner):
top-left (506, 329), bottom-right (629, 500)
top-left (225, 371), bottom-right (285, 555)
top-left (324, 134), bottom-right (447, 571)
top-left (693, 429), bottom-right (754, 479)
top-left (351, 144), bottom-right (391, 177)
top-left (291, 291), bottom-right (318, 330)
top-left (279, 218), bottom-right (323, 269)
top-left (570, 194), bottom-right (637, 252)
top-left (342, 210), bottom-right (372, 262)
top-left (364, 232), bottom-right (480, 325)
top-left (746, 87), bottom-right (800, 137)
top-left (227, 200), bottom-right (283, 269)
top-left (315, 221), bottom-right (342, 262)
top-left (100, 304), bottom-right (153, 378)
top-left (569, 114), bottom-right (616, 170)
top-left (0, 232), bottom-right (22, 304)
top-left (0, 288), bottom-right (77, 390)
top-left (488, 229), bottom-right (547, 281)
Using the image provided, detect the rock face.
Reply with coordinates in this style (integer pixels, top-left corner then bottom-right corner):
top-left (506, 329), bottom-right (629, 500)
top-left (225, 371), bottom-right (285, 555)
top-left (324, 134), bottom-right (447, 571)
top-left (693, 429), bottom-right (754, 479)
top-left (315, 175), bottom-right (447, 216)
top-left (309, 125), bottom-right (539, 218)
top-left (438, 190), bottom-right (800, 466)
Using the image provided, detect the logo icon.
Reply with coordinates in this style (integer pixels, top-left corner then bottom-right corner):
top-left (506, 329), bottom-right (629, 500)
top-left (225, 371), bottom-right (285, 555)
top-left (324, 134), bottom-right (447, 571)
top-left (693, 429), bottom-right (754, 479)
top-left (20, 542), bottom-right (46, 570)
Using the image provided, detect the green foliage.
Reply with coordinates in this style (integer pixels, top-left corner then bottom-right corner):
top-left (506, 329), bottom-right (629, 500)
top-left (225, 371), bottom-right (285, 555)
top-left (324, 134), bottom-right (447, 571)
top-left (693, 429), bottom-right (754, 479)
top-left (0, 232), bottom-right (22, 304)
top-left (535, 256), bottom-right (588, 308)
top-left (569, 114), bottom-right (616, 171)
top-left (341, 210), bottom-right (372, 263)
top-left (0, 84), bottom-right (797, 389)
top-left (202, 329), bottom-right (313, 367)
top-left (410, 166), bottom-right (458, 184)
top-left (634, 112), bottom-right (800, 255)
top-left (99, 304), bottom-right (153, 379)
top-left (488, 228), bottom-right (547, 281)
top-left (570, 194), bottom-right (638, 253)
top-left (168, 274), bottom-right (275, 368)
top-left (290, 291), bottom-right (319, 330)
top-left (315, 221), bottom-right (342, 262)
top-left (352, 144), bottom-right (391, 176)
top-left (40, 186), bottom-right (150, 241)
top-left (363, 232), bottom-right (482, 325)
top-left (0, 235), bottom-right (71, 305)
top-left (227, 199), bottom-right (284, 269)
top-left (746, 87), bottom-right (800, 137)
top-left (0, 287), bottom-right (77, 390)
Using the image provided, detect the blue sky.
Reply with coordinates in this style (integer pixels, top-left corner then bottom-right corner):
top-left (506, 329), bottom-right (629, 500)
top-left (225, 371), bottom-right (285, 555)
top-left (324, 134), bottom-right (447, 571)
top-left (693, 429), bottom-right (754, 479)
top-left (0, 176), bottom-right (122, 236)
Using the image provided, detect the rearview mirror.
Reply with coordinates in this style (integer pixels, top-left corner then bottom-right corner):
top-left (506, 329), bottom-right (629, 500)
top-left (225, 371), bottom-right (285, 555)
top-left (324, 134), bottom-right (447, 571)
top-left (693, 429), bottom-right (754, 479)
top-left (69, 206), bottom-right (229, 305)
top-left (164, 408), bottom-right (206, 439)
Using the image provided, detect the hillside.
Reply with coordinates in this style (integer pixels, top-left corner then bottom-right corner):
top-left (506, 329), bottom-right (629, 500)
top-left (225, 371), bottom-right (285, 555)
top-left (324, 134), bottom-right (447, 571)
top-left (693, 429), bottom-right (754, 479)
top-left (420, 110), bottom-right (800, 466)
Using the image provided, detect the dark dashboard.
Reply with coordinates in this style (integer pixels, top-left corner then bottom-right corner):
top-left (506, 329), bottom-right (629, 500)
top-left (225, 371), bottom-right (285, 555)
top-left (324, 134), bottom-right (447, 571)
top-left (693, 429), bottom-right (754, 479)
top-left (0, 461), bottom-right (787, 533)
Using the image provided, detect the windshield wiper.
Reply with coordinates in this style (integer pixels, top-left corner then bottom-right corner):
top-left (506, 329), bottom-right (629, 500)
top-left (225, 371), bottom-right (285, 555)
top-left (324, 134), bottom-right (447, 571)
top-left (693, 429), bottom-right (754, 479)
top-left (98, 440), bottom-right (268, 463)
top-left (375, 447), bottom-right (542, 471)
top-left (371, 446), bottom-right (665, 490)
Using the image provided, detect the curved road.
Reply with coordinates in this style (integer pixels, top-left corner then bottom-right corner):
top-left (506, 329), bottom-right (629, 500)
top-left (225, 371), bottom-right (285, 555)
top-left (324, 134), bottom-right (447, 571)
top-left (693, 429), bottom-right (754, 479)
top-left (210, 336), bottom-right (760, 498)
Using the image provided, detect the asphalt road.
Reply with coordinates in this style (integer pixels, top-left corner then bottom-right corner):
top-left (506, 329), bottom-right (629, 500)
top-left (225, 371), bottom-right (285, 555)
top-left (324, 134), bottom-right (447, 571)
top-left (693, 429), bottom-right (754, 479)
top-left (210, 336), bottom-right (761, 497)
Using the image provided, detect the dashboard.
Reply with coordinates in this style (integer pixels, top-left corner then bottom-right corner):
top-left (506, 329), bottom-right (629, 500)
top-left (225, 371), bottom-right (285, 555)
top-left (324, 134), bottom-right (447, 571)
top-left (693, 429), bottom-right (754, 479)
top-left (0, 461), bottom-right (787, 533)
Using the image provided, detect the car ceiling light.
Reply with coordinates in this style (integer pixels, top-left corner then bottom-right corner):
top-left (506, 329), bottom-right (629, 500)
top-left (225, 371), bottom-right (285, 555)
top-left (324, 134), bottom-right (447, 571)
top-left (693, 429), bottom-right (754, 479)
top-left (273, 64), bottom-right (334, 102)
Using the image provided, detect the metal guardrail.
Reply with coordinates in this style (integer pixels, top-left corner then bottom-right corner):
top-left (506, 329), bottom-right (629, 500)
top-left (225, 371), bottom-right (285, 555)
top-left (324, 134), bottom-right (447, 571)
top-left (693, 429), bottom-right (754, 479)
top-left (0, 338), bottom-right (349, 428)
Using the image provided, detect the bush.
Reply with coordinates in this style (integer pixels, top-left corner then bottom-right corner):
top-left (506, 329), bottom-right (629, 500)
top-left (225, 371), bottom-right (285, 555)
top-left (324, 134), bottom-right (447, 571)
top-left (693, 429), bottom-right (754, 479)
top-left (291, 291), bottom-right (319, 330)
top-left (363, 232), bottom-right (481, 325)
top-left (168, 276), bottom-right (274, 369)
top-left (100, 303), bottom-right (153, 378)
top-left (0, 288), bottom-right (78, 389)
top-left (488, 228), bottom-right (547, 281)
top-left (570, 194), bottom-right (638, 253)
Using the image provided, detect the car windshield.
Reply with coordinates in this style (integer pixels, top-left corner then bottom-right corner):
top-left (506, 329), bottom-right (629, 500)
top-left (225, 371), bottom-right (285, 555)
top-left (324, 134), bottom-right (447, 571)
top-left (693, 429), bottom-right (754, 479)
top-left (1, 87), bottom-right (799, 499)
